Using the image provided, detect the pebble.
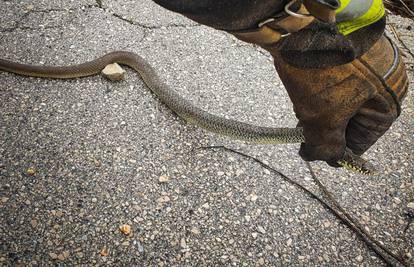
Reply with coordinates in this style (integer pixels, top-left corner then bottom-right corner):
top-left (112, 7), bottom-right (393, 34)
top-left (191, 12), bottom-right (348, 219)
top-left (62, 251), bottom-right (69, 260)
top-left (394, 197), bottom-right (402, 204)
top-left (93, 159), bottom-right (101, 167)
top-left (134, 241), bottom-right (144, 253)
top-left (258, 258), bottom-right (265, 265)
top-left (101, 63), bottom-right (125, 81)
top-left (190, 227), bottom-right (200, 235)
top-left (159, 175), bottom-right (170, 183)
top-left (257, 226), bottom-right (266, 234)
top-left (180, 238), bottom-right (187, 249)
top-left (55, 210), bottom-right (63, 217)
top-left (407, 202), bottom-right (414, 210)
top-left (252, 232), bottom-right (258, 238)
top-left (361, 215), bottom-right (370, 223)
top-left (26, 167), bottom-right (36, 176)
top-left (30, 219), bottom-right (38, 228)
top-left (157, 196), bottom-right (170, 203)
top-left (49, 252), bottom-right (58, 260)
top-left (286, 238), bottom-right (292, 246)
top-left (119, 224), bottom-right (132, 235)
top-left (356, 255), bottom-right (364, 262)
top-left (250, 194), bottom-right (258, 202)
top-left (100, 247), bottom-right (109, 257)
top-left (1, 197), bottom-right (9, 203)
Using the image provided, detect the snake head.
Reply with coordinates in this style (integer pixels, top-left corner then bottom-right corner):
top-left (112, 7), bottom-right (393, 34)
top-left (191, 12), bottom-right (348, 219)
top-left (337, 148), bottom-right (378, 175)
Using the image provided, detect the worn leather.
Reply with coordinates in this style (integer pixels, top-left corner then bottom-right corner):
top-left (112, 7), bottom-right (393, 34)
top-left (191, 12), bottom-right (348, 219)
top-left (272, 35), bottom-right (408, 165)
top-left (275, 20), bottom-right (357, 68)
top-left (346, 36), bottom-right (409, 155)
top-left (275, 16), bottom-right (386, 69)
top-left (153, 0), bottom-right (288, 31)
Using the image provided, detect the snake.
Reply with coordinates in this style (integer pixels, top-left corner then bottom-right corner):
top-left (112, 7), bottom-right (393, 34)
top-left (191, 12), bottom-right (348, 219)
top-left (0, 51), bottom-right (376, 175)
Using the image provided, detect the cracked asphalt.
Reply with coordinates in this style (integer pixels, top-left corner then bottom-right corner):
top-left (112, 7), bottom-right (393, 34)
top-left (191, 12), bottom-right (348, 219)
top-left (0, 1), bottom-right (413, 266)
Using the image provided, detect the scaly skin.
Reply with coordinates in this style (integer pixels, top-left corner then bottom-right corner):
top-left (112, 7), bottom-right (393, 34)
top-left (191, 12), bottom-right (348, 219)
top-left (0, 51), bottom-right (376, 175)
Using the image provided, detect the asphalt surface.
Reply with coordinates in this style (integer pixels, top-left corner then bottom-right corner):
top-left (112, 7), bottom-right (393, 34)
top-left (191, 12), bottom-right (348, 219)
top-left (0, 1), bottom-right (413, 266)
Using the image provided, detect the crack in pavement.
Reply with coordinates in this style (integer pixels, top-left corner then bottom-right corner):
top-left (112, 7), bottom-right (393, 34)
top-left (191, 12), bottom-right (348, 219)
top-left (110, 12), bottom-right (200, 30)
top-left (95, 0), bottom-right (201, 30)
top-left (1, 2), bottom-right (201, 35)
top-left (93, 0), bottom-right (202, 45)
top-left (0, 25), bottom-right (64, 33)
top-left (0, 12), bottom-right (30, 33)
top-left (0, 4), bottom-right (98, 33)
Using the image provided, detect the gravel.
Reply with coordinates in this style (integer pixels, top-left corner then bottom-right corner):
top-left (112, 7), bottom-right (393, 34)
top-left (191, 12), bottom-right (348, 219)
top-left (0, 0), bottom-right (413, 266)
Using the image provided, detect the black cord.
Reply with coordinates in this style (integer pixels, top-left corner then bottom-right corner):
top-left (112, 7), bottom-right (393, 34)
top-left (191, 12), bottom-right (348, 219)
top-left (199, 146), bottom-right (408, 266)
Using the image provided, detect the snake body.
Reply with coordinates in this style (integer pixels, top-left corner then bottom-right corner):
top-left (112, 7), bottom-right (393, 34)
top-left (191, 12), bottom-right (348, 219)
top-left (0, 51), bottom-right (375, 175)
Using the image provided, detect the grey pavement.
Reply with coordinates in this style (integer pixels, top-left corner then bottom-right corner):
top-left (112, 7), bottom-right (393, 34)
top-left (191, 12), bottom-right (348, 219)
top-left (0, 1), bottom-right (413, 266)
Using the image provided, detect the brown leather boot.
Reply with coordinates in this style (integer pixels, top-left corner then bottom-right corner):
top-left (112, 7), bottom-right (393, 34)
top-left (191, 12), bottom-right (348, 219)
top-left (226, 1), bottom-right (408, 165)
top-left (272, 34), bottom-right (408, 164)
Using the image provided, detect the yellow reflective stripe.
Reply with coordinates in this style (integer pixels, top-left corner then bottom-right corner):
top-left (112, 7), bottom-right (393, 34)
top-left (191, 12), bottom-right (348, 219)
top-left (336, 0), bottom-right (385, 35)
top-left (336, 0), bottom-right (373, 22)
top-left (335, 0), bottom-right (351, 14)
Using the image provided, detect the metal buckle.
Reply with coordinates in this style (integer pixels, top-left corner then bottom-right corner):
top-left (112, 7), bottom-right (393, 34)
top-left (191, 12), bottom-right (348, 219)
top-left (256, 17), bottom-right (291, 38)
top-left (285, 0), bottom-right (312, 19)
top-left (258, 0), bottom-right (312, 28)
top-left (258, 18), bottom-right (275, 28)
